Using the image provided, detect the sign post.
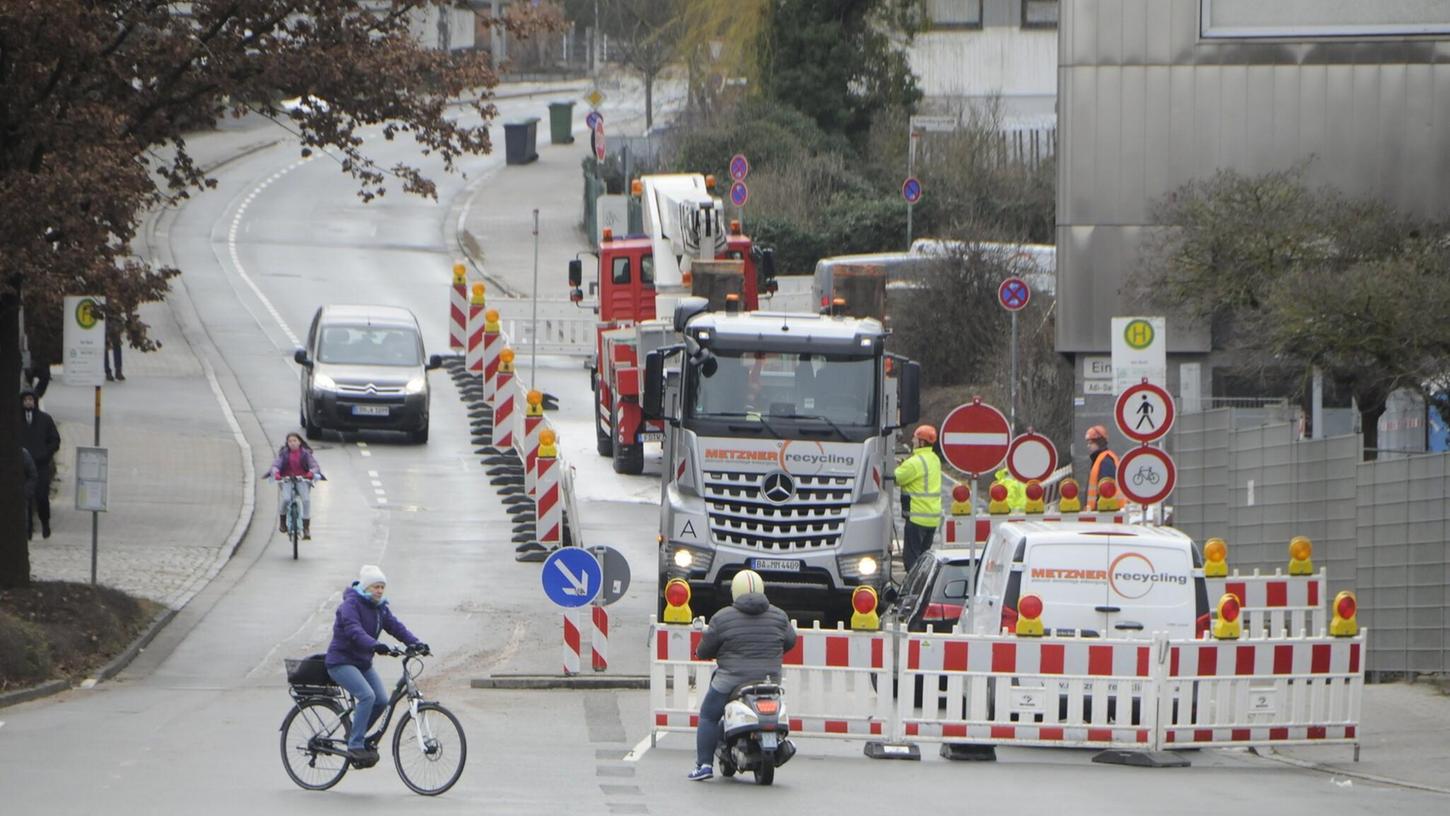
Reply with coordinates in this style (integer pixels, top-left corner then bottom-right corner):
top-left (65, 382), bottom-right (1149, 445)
top-left (542, 548), bottom-right (603, 676)
top-left (901, 177), bottom-right (923, 248)
top-left (75, 446), bottom-right (108, 584)
top-left (998, 277), bottom-right (1030, 431)
top-left (588, 545), bottom-right (631, 672)
top-left (64, 295), bottom-right (106, 583)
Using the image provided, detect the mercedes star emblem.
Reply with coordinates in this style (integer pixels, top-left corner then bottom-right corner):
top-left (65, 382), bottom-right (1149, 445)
top-left (761, 471), bottom-right (795, 504)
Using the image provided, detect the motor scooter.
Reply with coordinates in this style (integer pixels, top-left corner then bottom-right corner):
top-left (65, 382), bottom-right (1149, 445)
top-left (716, 681), bottom-right (796, 785)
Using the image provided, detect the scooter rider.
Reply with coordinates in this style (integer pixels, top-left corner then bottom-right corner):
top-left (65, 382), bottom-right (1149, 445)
top-left (688, 570), bottom-right (798, 782)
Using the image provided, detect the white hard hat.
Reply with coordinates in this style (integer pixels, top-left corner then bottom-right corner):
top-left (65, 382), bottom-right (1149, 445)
top-left (731, 570), bottom-right (765, 600)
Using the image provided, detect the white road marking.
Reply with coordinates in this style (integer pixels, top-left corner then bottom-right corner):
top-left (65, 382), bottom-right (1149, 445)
top-left (225, 157), bottom-right (313, 351)
top-left (368, 470), bottom-right (379, 478)
top-left (357, 442), bottom-right (369, 448)
top-left (360, 450), bottom-right (372, 458)
top-left (371, 479), bottom-right (383, 488)
top-left (374, 488), bottom-right (386, 496)
top-left (623, 732), bottom-right (662, 762)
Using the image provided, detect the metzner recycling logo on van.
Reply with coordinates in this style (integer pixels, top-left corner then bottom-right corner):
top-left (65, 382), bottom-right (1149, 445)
top-left (1030, 552), bottom-right (1188, 599)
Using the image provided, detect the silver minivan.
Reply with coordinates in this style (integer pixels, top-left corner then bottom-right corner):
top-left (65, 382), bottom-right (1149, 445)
top-left (294, 305), bottom-right (442, 443)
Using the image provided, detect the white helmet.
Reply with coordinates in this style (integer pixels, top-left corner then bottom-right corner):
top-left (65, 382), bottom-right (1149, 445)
top-left (731, 570), bottom-right (765, 600)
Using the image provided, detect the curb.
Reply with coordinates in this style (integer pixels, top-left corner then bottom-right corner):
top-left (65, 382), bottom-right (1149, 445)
top-left (471, 674), bottom-right (650, 690)
top-left (92, 607), bottom-right (179, 683)
top-left (0, 679), bottom-right (70, 710)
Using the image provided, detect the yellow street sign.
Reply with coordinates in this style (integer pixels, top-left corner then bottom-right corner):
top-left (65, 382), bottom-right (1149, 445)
top-left (584, 89), bottom-right (605, 109)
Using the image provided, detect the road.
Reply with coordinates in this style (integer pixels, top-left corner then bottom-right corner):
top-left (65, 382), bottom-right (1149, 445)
top-left (0, 88), bottom-right (1445, 814)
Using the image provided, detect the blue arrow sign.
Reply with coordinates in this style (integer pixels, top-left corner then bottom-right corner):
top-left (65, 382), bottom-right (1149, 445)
top-left (902, 177), bottom-right (923, 205)
top-left (542, 548), bottom-right (602, 607)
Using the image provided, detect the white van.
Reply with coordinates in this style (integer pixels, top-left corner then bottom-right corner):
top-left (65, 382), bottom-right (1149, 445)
top-left (969, 522), bottom-right (1210, 640)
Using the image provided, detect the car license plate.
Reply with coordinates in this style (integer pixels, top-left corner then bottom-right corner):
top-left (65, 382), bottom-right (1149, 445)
top-left (759, 732), bottom-right (778, 749)
top-left (751, 559), bottom-right (800, 572)
top-left (352, 405), bottom-right (390, 417)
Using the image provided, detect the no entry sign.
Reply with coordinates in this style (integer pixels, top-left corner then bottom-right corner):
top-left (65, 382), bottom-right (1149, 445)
top-left (1006, 432), bottom-right (1057, 483)
top-left (940, 398), bottom-right (1011, 476)
top-left (1115, 380), bottom-right (1175, 443)
top-left (1117, 445), bottom-right (1177, 505)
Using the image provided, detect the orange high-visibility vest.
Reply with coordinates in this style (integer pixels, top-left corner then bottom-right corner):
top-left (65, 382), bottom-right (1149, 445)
top-left (1086, 449), bottom-right (1119, 510)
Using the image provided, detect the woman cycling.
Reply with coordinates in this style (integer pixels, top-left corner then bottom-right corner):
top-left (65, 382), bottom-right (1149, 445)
top-left (325, 565), bottom-right (427, 764)
top-left (270, 432), bottom-right (323, 539)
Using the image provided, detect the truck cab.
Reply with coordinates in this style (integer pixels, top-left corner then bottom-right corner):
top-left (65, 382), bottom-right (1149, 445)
top-left (647, 302), bottom-right (921, 623)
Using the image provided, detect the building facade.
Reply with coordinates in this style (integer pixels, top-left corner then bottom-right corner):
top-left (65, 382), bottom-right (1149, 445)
top-left (910, 0), bottom-right (1061, 125)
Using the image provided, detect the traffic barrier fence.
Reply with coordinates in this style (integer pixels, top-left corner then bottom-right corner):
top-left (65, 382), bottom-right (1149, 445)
top-left (1207, 569), bottom-right (1327, 639)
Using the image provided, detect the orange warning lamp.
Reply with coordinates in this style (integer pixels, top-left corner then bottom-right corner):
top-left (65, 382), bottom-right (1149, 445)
top-left (730, 219), bottom-right (742, 235)
top-left (1024, 480), bottom-right (1045, 514)
top-left (526, 389), bottom-right (544, 417)
top-left (988, 482), bottom-right (1011, 515)
top-left (950, 484), bottom-right (972, 516)
top-left (663, 578), bottom-right (693, 624)
top-left (1096, 478), bottom-right (1122, 512)
top-left (499, 347), bottom-right (515, 372)
top-left (452, 262), bottom-right (467, 285)
top-left (1288, 535), bottom-right (1314, 576)
top-left (539, 428), bottom-right (558, 458)
top-left (1330, 591), bottom-right (1358, 637)
top-left (631, 179), bottom-right (643, 196)
top-left (1203, 537), bottom-right (1228, 577)
top-left (470, 282), bottom-right (486, 305)
top-left (1015, 594), bottom-right (1045, 637)
top-left (1058, 478), bottom-right (1081, 513)
top-left (705, 174), bottom-right (716, 190)
top-left (850, 586), bottom-right (880, 631)
top-left (1213, 593), bottom-right (1242, 640)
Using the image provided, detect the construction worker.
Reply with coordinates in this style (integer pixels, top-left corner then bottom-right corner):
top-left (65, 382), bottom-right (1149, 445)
top-left (1084, 425), bottom-right (1118, 510)
top-left (895, 425), bottom-right (942, 573)
top-left (993, 468), bottom-right (1027, 512)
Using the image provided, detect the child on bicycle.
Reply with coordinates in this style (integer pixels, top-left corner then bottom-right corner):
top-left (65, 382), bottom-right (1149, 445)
top-left (325, 565), bottom-right (428, 764)
top-left (270, 432), bottom-right (323, 539)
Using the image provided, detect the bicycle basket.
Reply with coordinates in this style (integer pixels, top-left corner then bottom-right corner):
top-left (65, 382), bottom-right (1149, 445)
top-left (285, 654), bottom-right (334, 687)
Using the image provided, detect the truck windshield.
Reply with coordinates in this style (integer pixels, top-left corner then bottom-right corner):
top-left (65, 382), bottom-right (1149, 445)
top-left (687, 350), bottom-right (877, 433)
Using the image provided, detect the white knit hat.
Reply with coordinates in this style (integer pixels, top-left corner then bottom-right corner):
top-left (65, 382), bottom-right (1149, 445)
top-left (358, 564), bottom-right (388, 588)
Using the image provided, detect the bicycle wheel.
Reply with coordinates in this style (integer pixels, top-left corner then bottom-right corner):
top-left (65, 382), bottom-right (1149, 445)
top-left (392, 702), bottom-right (467, 796)
top-left (280, 698), bottom-right (351, 790)
top-left (289, 501), bottom-right (301, 560)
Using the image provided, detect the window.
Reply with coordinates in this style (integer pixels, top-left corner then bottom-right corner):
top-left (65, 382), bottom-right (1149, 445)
top-left (1202, 0), bottom-right (1450, 39)
top-left (924, 0), bottom-right (983, 30)
top-left (640, 255), bottom-right (655, 287)
top-left (611, 256), bottom-right (631, 285)
top-left (1022, 0), bottom-right (1059, 29)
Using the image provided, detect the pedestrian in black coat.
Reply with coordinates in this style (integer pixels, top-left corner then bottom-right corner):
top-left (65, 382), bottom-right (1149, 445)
top-left (19, 388), bottom-right (60, 538)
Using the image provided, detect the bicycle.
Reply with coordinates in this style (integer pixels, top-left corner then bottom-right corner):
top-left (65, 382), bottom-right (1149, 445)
top-left (277, 474), bottom-right (318, 559)
top-left (1131, 465), bottom-right (1160, 487)
top-left (280, 645), bottom-right (467, 796)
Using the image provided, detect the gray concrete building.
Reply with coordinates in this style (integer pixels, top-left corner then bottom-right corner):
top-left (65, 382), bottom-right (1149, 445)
top-left (1057, 0), bottom-right (1450, 461)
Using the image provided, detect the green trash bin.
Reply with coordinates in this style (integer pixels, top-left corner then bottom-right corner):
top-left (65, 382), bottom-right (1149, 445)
top-left (548, 101), bottom-right (575, 145)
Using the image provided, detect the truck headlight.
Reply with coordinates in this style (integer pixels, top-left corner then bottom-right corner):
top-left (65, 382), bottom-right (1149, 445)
top-left (858, 556), bottom-right (878, 577)
top-left (837, 552), bottom-right (883, 582)
top-left (673, 548), bottom-right (694, 569)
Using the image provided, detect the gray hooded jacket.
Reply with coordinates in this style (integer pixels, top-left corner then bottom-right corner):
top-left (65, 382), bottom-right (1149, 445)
top-left (696, 592), bottom-right (797, 693)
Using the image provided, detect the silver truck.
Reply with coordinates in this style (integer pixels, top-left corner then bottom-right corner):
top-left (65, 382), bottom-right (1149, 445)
top-left (644, 299), bottom-right (921, 623)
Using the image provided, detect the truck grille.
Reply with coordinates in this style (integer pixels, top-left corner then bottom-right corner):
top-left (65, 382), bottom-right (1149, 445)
top-left (702, 470), bottom-right (853, 551)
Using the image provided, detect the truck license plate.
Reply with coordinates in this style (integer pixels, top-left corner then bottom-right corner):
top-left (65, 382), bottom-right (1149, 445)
top-left (751, 559), bottom-right (800, 572)
top-left (352, 405), bottom-right (390, 417)
top-left (639, 432), bottom-right (663, 443)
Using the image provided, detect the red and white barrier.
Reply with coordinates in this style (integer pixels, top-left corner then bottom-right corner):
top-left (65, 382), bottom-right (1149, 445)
top-left (591, 605), bottom-right (609, 672)
top-left (449, 264), bottom-right (467, 351)
top-left (534, 450), bottom-right (562, 549)
top-left (492, 367), bottom-right (516, 449)
top-left (482, 319), bottom-right (502, 402)
top-left (942, 513), bottom-right (1127, 546)
top-left (465, 290), bottom-right (486, 376)
top-left (650, 622), bottom-right (895, 741)
top-left (523, 411), bottom-right (543, 496)
top-left (1207, 569), bottom-right (1327, 638)
top-left (563, 608), bottom-right (582, 676)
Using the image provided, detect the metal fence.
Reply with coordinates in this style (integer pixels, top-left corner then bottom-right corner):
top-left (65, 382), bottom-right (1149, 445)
top-left (1173, 408), bottom-right (1450, 676)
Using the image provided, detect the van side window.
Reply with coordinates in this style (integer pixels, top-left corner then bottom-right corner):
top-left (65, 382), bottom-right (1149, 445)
top-left (1011, 536), bottom-right (1027, 563)
top-left (612, 257), bottom-right (631, 284)
top-left (640, 255), bottom-right (655, 286)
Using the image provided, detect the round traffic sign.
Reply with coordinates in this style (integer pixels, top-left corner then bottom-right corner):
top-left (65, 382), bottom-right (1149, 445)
top-left (590, 545), bottom-right (632, 606)
top-left (729, 180), bottom-right (749, 207)
top-left (998, 276), bottom-right (1030, 312)
top-left (901, 177), bottom-right (923, 205)
top-left (593, 120), bottom-right (606, 161)
top-left (1006, 432), bottom-right (1057, 483)
top-left (585, 110), bottom-right (603, 130)
top-left (939, 398), bottom-right (1011, 476)
top-left (541, 548), bottom-right (602, 608)
top-left (729, 153), bottom-right (750, 182)
top-left (1117, 445), bottom-right (1177, 505)
top-left (1115, 380), bottom-right (1175, 443)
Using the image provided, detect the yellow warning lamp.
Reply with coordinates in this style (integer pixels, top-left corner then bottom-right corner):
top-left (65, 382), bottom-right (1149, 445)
top-left (1330, 591), bottom-right (1358, 637)
top-left (1058, 478), bottom-right (1081, 513)
top-left (850, 586), bottom-right (880, 631)
top-left (539, 428), bottom-right (558, 458)
top-left (499, 347), bottom-right (516, 373)
top-left (484, 307), bottom-right (501, 332)
top-left (987, 482), bottom-right (1011, 515)
top-left (526, 389), bottom-right (544, 417)
top-left (452, 262), bottom-right (467, 285)
top-left (704, 174), bottom-right (716, 190)
top-left (1096, 478), bottom-right (1122, 512)
top-left (1203, 537), bottom-right (1229, 578)
top-left (1288, 535), bottom-right (1314, 576)
top-left (630, 179), bottom-right (642, 197)
top-left (663, 578), bottom-right (693, 624)
top-left (1212, 593), bottom-right (1242, 640)
top-left (1024, 480), bottom-right (1045, 514)
top-left (950, 484), bottom-right (972, 516)
top-left (470, 282), bottom-right (486, 306)
top-left (1015, 594), bottom-right (1045, 637)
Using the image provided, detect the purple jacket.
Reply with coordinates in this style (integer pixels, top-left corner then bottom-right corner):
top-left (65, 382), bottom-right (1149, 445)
top-left (270, 446), bottom-right (322, 479)
top-left (324, 582), bottom-right (420, 670)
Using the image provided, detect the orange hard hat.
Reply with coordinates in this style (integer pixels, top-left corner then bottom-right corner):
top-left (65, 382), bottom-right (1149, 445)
top-left (913, 425), bottom-right (938, 444)
top-left (1085, 425), bottom-right (1109, 442)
